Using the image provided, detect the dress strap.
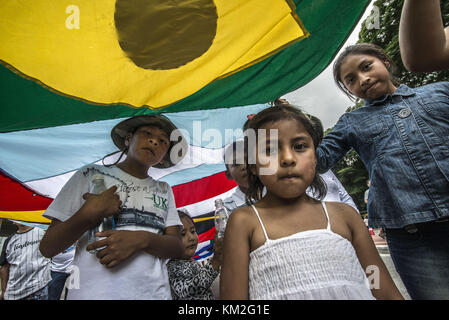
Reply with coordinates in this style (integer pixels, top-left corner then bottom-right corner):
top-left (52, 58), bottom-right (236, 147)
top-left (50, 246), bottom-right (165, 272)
top-left (250, 205), bottom-right (270, 242)
top-left (321, 201), bottom-right (332, 231)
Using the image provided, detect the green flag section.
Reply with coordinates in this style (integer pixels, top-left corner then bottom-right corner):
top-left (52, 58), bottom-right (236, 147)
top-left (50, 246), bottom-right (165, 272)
top-left (0, 0), bottom-right (306, 108)
top-left (0, 0), bottom-right (370, 132)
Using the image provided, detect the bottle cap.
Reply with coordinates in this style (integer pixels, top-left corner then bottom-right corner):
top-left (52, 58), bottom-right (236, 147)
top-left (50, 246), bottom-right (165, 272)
top-left (92, 174), bottom-right (104, 181)
top-left (214, 198), bottom-right (224, 207)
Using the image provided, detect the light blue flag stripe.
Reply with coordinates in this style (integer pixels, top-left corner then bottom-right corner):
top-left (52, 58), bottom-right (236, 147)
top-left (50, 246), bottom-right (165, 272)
top-left (0, 104), bottom-right (268, 182)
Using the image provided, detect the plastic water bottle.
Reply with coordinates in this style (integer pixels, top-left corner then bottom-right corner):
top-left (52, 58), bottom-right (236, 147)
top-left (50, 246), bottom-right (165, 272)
top-left (214, 199), bottom-right (229, 238)
top-left (87, 174), bottom-right (114, 254)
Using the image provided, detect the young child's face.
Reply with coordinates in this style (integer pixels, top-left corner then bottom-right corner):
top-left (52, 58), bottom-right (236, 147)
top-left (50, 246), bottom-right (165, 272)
top-left (126, 125), bottom-right (170, 167)
top-left (225, 150), bottom-right (249, 190)
top-left (180, 216), bottom-right (198, 259)
top-left (339, 54), bottom-right (397, 100)
top-left (254, 119), bottom-right (316, 199)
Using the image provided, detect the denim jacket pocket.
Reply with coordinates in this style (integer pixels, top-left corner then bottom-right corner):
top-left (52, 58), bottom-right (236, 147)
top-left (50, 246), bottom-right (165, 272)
top-left (354, 115), bottom-right (387, 144)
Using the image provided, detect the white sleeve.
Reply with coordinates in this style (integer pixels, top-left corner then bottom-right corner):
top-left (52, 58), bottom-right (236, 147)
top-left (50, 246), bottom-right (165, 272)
top-left (164, 185), bottom-right (182, 228)
top-left (43, 168), bottom-right (89, 222)
top-left (330, 172), bottom-right (360, 213)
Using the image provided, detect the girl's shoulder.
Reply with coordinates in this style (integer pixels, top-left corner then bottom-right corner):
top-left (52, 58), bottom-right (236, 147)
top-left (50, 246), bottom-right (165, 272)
top-left (227, 205), bottom-right (259, 233)
top-left (324, 201), bottom-right (362, 227)
top-left (333, 107), bottom-right (371, 129)
top-left (413, 81), bottom-right (449, 96)
top-left (325, 201), bottom-right (360, 217)
top-left (323, 202), bottom-right (360, 242)
top-left (229, 205), bottom-right (255, 222)
top-left (416, 81), bottom-right (449, 90)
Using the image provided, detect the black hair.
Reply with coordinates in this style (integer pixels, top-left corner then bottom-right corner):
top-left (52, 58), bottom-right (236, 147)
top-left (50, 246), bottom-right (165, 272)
top-left (306, 114), bottom-right (324, 144)
top-left (333, 43), bottom-right (399, 101)
top-left (244, 101), bottom-right (326, 204)
top-left (177, 210), bottom-right (194, 225)
top-left (103, 150), bottom-right (126, 167)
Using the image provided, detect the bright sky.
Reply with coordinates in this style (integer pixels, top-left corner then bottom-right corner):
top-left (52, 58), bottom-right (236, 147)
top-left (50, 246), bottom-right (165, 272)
top-left (283, 1), bottom-right (375, 130)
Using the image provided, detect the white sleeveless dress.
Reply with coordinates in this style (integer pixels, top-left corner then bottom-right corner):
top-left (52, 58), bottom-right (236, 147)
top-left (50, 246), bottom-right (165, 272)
top-left (248, 202), bottom-right (375, 300)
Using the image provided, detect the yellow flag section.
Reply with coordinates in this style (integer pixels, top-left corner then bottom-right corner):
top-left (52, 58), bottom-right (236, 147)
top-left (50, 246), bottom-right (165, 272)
top-left (0, 0), bottom-right (307, 109)
top-left (0, 211), bottom-right (51, 224)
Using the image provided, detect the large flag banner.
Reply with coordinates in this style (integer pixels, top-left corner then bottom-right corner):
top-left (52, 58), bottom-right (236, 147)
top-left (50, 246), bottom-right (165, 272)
top-left (0, 0), bottom-right (371, 260)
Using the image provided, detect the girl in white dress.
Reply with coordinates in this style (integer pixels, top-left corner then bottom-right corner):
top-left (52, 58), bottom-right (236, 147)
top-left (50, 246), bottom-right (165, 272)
top-left (220, 103), bottom-right (403, 300)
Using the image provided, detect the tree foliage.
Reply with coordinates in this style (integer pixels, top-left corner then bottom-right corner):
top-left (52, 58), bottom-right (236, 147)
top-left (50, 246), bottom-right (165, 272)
top-left (330, 0), bottom-right (449, 214)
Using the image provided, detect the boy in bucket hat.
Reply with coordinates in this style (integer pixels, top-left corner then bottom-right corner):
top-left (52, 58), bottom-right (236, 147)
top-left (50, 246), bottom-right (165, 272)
top-left (110, 114), bottom-right (187, 169)
top-left (40, 115), bottom-right (187, 300)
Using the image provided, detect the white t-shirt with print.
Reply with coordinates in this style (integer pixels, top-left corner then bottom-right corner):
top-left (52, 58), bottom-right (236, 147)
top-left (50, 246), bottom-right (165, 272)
top-left (44, 164), bottom-right (182, 300)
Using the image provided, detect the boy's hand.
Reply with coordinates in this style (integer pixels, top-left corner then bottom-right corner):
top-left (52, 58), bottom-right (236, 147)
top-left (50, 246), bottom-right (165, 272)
top-left (86, 230), bottom-right (148, 268)
top-left (211, 236), bottom-right (224, 271)
top-left (213, 237), bottom-right (224, 259)
top-left (81, 186), bottom-right (121, 224)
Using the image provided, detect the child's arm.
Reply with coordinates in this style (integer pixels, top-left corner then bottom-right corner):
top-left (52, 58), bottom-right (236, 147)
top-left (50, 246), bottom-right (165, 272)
top-left (85, 226), bottom-right (183, 268)
top-left (0, 264), bottom-right (9, 300)
top-left (316, 116), bottom-right (352, 173)
top-left (210, 237), bottom-right (223, 271)
top-left (339, 204), bottom-right (404, 300)
top-left (400, 0), bottom-right (449, 72)
top-left (142, 226), bottom-right (183, 258)
top-left (220, 208), bottom-right (251, 300)
top-left (39, 186), bottom-right (122, 258)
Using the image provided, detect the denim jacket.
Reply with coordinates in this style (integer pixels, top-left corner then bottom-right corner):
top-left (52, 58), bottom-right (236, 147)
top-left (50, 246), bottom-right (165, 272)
top-left (317, 82), bottom-right (449, 228)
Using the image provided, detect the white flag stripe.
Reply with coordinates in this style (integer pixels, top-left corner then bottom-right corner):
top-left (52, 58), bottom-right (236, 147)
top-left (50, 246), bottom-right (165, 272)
top-left (178, 187), bottom-right (238, 217)
top-left (24, 145), bottom-right (228, 199)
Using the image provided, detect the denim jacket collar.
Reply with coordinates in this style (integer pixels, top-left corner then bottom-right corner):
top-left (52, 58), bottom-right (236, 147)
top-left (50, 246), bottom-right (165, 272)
top-left (364, 84), bottom-right (415, 106)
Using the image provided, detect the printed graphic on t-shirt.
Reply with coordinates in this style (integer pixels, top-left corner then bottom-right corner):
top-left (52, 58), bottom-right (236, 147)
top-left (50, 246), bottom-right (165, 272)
top-left (115, 206), bottom-right (165, 232)
top-left (12, 239), bottom-right (40, 251)
top-left (83, 167), bottom-right (169, 233)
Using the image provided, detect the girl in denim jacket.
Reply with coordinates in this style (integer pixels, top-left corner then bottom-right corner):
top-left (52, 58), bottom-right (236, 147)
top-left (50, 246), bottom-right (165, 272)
top-left (317, 43), bottom-right (449, 299)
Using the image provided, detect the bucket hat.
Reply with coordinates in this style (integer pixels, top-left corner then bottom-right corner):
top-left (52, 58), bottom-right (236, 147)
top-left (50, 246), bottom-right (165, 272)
top-left (111, 115), bottom-right (187, 168)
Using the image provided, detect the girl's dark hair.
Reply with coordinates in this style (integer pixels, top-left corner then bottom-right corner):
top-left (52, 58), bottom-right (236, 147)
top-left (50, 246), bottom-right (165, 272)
top-left (244, 101), bottom-right (326, 204)
top-left (333, 43), bottom-right (399, 101)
